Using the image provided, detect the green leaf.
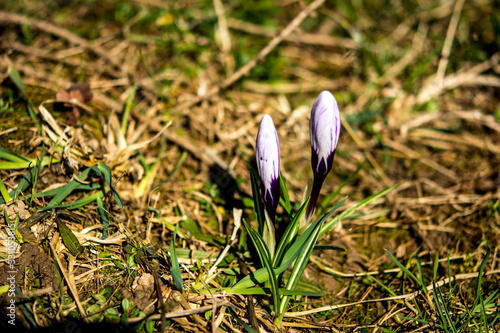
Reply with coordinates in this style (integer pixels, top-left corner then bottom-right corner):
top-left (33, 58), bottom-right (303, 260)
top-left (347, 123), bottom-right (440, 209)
top-left (8, 165), bottom-right (39, 202)
top-left (278, 203), bottom-right (327, 315)
top-left (385, 249), bottom-right (425, 292)
top-left (250, 168), bottom-right (264, 235)
top-left (18, 183), bottom-right (100, 201)
top-left (122, 298), bottom-right (130, 313)
top-left (278, 172), bottom-right (291, 215)
top-left (0, 177), bottom-right (11, 203)
top-left (121, 85), bottom-right (137, 135)
top-left (41, 191), bottom-right (102, 211)
top-left (8, 65), bottom-right (39, 123)
top-left (0, 152), bottom-right (59, 170)
top-left (170, 224), bottom-right (184, 292)
top-left (219, 287), bottom-right (325, 297)
top-left (97, 194), bottom-right (109, 240)
top-left (9, 65), bottom-right (28, 96)
top-left (242, 218), bottom-right (280, 313)
top-left (273, 197), bottom-right (309, 268)
top-left (92, 162), bottom-right (124, 208)
top-left (46, 167), bottom-right (92, 208)
top-left (231, 198), bottom-right (346, 293)
top-left (56, 219), bottom-right (83, 256)
top-left (0, 147), bottom-right (30, 163)
top-left (320, 155), bottom-right (366, 212)
top-left (321, 184), bottom-right (397, 237)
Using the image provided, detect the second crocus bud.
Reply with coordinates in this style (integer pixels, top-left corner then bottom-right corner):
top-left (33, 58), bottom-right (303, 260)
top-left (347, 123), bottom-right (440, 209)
top-left (302, 91), bottom-right (341, 231)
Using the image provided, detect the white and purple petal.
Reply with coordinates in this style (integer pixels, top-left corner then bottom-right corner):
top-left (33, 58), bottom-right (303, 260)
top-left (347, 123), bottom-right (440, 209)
top-left (309, 91), bottom-right (341, 177)
top-left (303, 91), bottom-right (341, 228)
top-left (256, 114), bottom-right (280, 219)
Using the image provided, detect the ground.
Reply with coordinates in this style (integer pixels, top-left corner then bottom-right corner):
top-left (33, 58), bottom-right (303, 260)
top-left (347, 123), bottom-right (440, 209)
top-left (0, 0), bottom-right (499, 332)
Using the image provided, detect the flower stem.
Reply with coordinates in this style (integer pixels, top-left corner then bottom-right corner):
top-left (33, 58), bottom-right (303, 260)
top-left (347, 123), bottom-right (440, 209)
top-left (304, 174), bottom-right (325, 224)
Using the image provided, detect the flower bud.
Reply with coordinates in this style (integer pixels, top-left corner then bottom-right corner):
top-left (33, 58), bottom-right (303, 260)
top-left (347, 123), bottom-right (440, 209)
top-left (304, 91), bottom-right (341, 227)
top-left (256, 114), bottom-right (280, 221)
top-left (310, 91), bottom-right (341, 178)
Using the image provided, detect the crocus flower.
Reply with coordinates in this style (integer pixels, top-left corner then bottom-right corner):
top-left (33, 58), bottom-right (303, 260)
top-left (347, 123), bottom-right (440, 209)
top-left (256, 114), bottom-right (280, 222)
top-left (303, 91), bottom-right (341, 227)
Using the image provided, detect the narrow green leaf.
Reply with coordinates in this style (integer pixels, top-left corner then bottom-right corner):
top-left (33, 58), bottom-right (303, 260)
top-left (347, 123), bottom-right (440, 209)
top-left (0, 177), bottom-right (10, 203)
top-left (0, 147), bottom-right (30, 163)
top-left (472, 247), bottom-right (490, 312)
top-left (231, 198), bottom-right (346, 293)
top-left (223, 287), bottom-right (325, 297)
top-left (121, 85), bottom-right (137, 135)
top-left (367, 274), bottom-right (397, 297)
top-left (18, 183), bottom-right (100, 201)
top-left (56, 218), bottom-right (83, 256)
top-left (9, 65), bottom-right (28, 96)
top-left (0, 155), bottom-right (59, 170)
top-left (250, 168), bottom-right (264, 235)
top-left (10, 166), bottom-right (38, 201)
top-left (46, 167), bottom-right (92, 208)
top-left (273, 197), bottom-right (309, 268)
top-left (278, 172), bottom-right (291, 215)
top-left (320, 155), bottom-right (366, 212)
top-left (96, 194), bottom-right (109, 240)
top-left (170, 224), bottom-right (184, 292)
top-left (42, 192), bottom-right (101, 211)
top-left (242, 218), bottom-right (280, 312)
top-left (416, 258), bottom-right (427, 294)
top-left (283, 198), bottom-right (345, 265)
top-left (279, 206), bottom-right (326, 315)
top-left (385, 249), bottom-right (425, 292)
top-left (8, 65), bottom-right (39, 123)
top-left (92, 162), bottom-right (124, 208)
top-left (321, 185), bottom-right (397, 236)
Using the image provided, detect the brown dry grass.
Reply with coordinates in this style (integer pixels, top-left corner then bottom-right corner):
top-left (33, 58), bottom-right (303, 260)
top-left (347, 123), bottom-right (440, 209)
top-left (0, 0), bottom-right (499, 331)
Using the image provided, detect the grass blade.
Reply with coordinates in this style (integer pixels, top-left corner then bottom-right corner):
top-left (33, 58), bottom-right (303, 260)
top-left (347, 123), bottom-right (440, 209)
top-left (273, 198), bottom-right (309, 268)
top-left (96, 194), bottom-right (110, 239)
top-left (56, 218), bottom-right (83, 256)
top-left (278, 171), bottom-right (291, 215)
top-left (278, 221), bottom-right (322, 316)
top-left (46, 167), bottom-right (92, 208)
top-left (321, 184), bottom-right (397, 237)
top-left (121, 85), bottom-right (137, 135)
top-left (170, 224), bottom-right (184, 292)
top-left (385, 249), bottom-right (426, 292)
top-left (319, 154), bottom-right (366, 212)
top-left (250, 168), bottom-right (265, 235)
top-left (8, 65), bottom-right (39, 123)
top-left (231, 199), bottom-right (345, 293)
top-left (91, 162), bottom-right (124, 208)
top-left (0, 177), bottom-right (11, 203)
top-left (242, 218), bottom-right (280, 313)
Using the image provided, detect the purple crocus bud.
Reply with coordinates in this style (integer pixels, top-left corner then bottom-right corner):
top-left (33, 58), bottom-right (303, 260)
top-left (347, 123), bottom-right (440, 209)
top-left (256, 114), bottom-right (280, 222)
top-left (304, 91), bottom-right (341, 224)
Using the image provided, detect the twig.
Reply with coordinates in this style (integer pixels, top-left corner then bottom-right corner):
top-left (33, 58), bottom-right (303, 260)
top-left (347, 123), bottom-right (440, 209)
top-left (213, 0), bottom-right (233, 75)
top-left (0, 11), bottom-right (121, 70)
top-left (125, 301), bottom-right (230, 323)
top-left (227, 17), bottom-right (358, 49)
top-left (48, 241), bottom-right (89, 323)
top-left (172, 0), bottom-right (327, 112)
top-left (435, 0), bottom-right (465, 88)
